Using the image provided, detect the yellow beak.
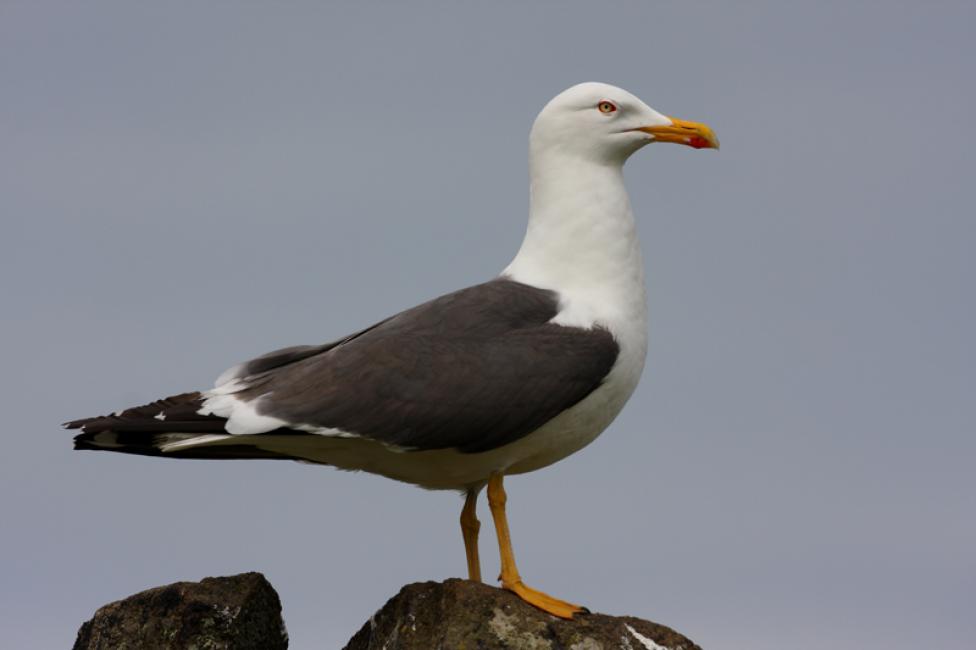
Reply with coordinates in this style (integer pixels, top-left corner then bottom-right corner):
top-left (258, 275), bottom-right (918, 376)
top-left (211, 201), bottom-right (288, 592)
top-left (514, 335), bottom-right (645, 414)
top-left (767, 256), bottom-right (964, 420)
top-left (635, 117), bottom-right (720, 150)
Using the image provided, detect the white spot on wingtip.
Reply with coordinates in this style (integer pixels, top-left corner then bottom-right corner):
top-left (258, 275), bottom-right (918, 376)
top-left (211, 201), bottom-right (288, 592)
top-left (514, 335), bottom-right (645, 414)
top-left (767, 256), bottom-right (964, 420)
top-left (113, 410), bottom-right (126, 417)
top-left (625, 624), bottom-right (673, 650)
top-left (154, 411), bottom-right (166, 421)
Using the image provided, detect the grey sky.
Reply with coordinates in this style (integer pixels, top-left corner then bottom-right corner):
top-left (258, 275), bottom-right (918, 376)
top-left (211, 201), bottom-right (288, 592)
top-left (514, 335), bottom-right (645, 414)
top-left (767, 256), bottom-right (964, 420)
top-left (2, 2), bottom-right (973, 648)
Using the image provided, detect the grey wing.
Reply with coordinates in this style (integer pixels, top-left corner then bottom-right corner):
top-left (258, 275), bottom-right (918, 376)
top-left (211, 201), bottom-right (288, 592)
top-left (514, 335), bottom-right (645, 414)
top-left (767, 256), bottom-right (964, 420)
top-left (221, 279), bottom-right (620, 453)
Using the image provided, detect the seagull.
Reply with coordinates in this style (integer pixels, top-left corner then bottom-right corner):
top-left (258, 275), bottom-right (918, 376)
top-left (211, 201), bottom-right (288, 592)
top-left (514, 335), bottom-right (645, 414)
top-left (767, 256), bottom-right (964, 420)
top-left (66, 82), bottom-right (718, 619)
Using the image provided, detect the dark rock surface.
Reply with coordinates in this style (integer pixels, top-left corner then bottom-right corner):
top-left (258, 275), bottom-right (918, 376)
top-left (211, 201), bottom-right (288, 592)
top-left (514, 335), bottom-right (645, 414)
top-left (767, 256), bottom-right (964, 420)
top-left (73, 572), bottom-right (287, 650)
top-left (74, 573), bottom-right (700, 649)
top-left (344, 578), bottom-right (702, 650)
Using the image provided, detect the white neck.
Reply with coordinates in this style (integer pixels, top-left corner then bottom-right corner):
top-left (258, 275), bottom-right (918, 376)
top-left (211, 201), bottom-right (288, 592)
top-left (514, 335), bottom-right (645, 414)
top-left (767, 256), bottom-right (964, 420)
top-left (503, 150), bottom-right (647, 332)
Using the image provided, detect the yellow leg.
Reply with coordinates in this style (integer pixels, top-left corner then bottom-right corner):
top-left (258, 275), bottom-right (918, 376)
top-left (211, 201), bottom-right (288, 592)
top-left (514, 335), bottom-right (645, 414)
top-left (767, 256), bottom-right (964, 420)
top-left (486, 473), bottom-right (585, 619)
top-left (460, 488), bottom-right (482, 582)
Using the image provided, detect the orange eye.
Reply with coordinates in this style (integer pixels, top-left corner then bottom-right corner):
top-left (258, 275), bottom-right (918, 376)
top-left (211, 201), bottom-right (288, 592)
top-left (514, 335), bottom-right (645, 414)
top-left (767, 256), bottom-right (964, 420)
top-left (598, 101), bottom-right (617, 114)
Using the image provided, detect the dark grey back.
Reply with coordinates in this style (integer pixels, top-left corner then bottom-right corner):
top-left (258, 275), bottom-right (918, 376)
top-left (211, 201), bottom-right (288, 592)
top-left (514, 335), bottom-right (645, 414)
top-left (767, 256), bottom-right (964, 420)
top-left (239, 279), bottom-right (620, 453)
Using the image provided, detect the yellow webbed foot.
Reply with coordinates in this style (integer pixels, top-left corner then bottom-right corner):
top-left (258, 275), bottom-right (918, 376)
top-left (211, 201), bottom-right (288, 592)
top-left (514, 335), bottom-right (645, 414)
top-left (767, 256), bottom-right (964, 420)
top-left (501, 578), bottom-right (587, 619)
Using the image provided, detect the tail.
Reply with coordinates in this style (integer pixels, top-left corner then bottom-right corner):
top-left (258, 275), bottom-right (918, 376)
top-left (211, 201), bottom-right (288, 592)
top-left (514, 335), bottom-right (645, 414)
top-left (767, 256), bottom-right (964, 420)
top-left (66, 392), bottom-right (299, 460)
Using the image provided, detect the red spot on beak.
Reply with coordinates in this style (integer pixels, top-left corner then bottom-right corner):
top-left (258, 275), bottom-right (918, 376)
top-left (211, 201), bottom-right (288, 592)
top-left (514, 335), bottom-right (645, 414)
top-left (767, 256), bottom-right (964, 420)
top-left (688, 136), bottom-right (710, 149)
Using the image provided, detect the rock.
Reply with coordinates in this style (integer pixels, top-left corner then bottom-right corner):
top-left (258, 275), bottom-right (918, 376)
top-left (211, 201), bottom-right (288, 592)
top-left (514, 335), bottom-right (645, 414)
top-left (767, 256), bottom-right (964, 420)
top-left (73, 572), bottom-right (287, 650)
top-left (74, 574), bottom-right (699, 649)
top-left (343, 579), bottom-right (701, 650)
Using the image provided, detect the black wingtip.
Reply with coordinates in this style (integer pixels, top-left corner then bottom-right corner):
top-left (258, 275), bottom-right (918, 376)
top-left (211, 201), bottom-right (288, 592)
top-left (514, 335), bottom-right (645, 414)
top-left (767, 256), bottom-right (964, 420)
top-left (73, 435), bottom-right (97, 451)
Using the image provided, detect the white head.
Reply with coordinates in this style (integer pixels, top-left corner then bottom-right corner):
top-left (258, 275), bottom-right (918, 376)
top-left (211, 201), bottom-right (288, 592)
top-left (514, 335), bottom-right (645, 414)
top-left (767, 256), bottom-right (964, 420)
top-left (530, 82), bottom-right (719, 166)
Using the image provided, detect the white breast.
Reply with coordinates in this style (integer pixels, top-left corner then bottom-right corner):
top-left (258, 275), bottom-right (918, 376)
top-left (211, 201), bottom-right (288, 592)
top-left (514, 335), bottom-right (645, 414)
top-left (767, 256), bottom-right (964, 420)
top-left (495, 152), bottom-right (650, 475)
